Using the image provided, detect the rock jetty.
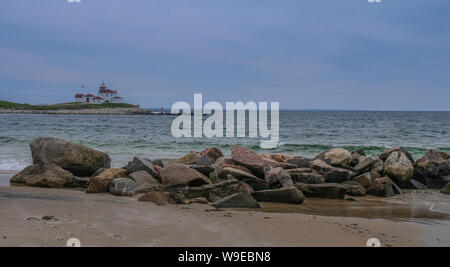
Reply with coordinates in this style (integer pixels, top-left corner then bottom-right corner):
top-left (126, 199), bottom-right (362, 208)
top-left (10, 137), bottom-right (450, 208)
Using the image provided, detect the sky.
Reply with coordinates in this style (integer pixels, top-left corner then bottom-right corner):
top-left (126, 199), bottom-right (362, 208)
top-left (0, 0), bottom-right (449, 110)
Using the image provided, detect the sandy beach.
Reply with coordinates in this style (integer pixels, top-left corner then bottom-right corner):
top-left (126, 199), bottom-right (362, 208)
top-left (1, 186), bottom-right (445, 247)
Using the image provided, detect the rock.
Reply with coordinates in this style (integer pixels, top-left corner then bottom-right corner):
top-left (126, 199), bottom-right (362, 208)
top-left (295, 183), bottom-right (347, 199)
top-left (72, 177), bottom-right (90, 188)
top-left (286, 157), bottom-right (313, 168)
top-left (264, 167), bottom-right (294, 188)
top-left (414, 150), bottom-right (450, 188)
top-left (152, 158), bottom-right (176, 168)
top-left (185, 179), bottom-right (254, 202)
top-left (384, 151), bottom-right (414, 185)
top-left (404, 179), bottom-right (428, 190)
top-left (219, 167), bottom-right (269, 191)
top-left (212, 193), bottom-right (261, 209)
top-left (124, 156), bottom-right (160, 180)
top-left (176, 151), bottom-right (202, 165)
top-left (353, 156), bottom-right (379, 174)
top-left (367, 177), bottom-right (400, 197)
top-left (86, 168), bottom-right (128, 193)
top-left (187, 197), bottom-right (209, 204)
top-left (160, 164), bottom-right (211, 186)
top-left (353, 172), bottom-right (373, 189)
top-left (231, 145), bottom-right (294, 178)
top-left (190, 155), bottom-right (215, 176)
top-left (10, 162), bottom-right (74, 188)
top-left (441, 184), bottom-right (450, 194)
top-left (30, 137), bottom-right (111, 176)
top-left (287, 168), bottom-right (325, 184)
top-left (91, 168), bottom-right (107, 177)
top-left (380, 147), bottom-right (414, 163)
top-left (109, 178), bottom-right (158, 196)
top-left (260, 153), bottom-right (293, 163)
top-left (371, 158), bottom-right (384, 174)
top-left (340, 183), bottom-right (367, 196)
top-left (129, 171), bottom-right (161, 185)
top-left (138, 191), bottom-right (186, 205)
top-left (214, 157), bottom-right (252, 173)
top-left (200, 147), bottom-right (224, 162)
top-left (310, 159), bottom-right (355, 183)
top-left (317, 148), bottom-right (352, 168)
top-left (252, 187), bottom-right (305, 204)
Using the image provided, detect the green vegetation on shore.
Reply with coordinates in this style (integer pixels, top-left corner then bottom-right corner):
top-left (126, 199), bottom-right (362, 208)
top-left (0, 100), bottom-right (137, 110)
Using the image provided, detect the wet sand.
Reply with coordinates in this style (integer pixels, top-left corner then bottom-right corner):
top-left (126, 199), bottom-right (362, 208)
top-left (1, 186), bottom-right (445, 247)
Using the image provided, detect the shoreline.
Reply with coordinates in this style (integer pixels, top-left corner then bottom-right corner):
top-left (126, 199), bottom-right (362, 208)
top-left (0, 108), bottom-right (177, 115)
top-left (0, 186), bottom-right (436, 247)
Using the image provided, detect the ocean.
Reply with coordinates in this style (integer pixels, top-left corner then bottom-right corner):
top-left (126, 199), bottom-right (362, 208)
top-left (1, 111), bottom-right (450, 172)
top-left (1, 111), bottom-right (449, 224)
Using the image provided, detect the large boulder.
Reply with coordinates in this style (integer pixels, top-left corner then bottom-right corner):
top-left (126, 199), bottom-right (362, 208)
top-left (86, 168), bottom-right (128, 193)
top-left (30, 137), bottom-right (111, 176)
top-left (160, 164), bottom-right (211, 186)
top-left (414, 150), bottom-right (450, 188)
top-left (200, 147), bottom-right (224, 162)
top-left (383, 151), bottom-right (414, 185)
top-left (175, 151), bottom-right (201, 165)
top-left (219, 167), bottom-right (269, 191)
top-left (138, 191), bottom-right (186, 205)
top-left (317, 148), bottom-right (352, 168)
top-left (185, 179), bottom-right (254, 202)
top-left (380, 147), bottom-right (414, 163)
top-left (295, 183), bottom-right (347, 199)
top-left (340, 182), bottom-right (367, 196)
top-left (353, 156), bottom-right (380, 174)
top-left (367, 177), bottom-right (402, 197)
top-left (265, 167), bottom-right (294, 188)
top-left (353, 172), bottom-right (374, 189)
top-left (231, 145), bottom-right (294, 178)
top-left (128, 170), bottom-right (161, 185)
top-left (310, 159), bottom-right (355, 183)
top-left (212, 193), bottom-right (261, 208)
top-left (190, 155), bottom-right (215, 176)
top-left (287, 168), bottom-right (325, 184)
top-left (441, 184), bottom-right (450, 195)
top-left (252, 187), bottom-right (305, 204)
top-left (124, 156), bottom-right (160, 180)
top-left (109, 178), bottom-right (159, 196)
top-left (10, 162), bottom-right (74, 188)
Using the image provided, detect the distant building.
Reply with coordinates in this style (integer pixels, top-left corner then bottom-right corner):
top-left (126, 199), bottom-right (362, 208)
top-left (74, 81), bottom-right (125, 104)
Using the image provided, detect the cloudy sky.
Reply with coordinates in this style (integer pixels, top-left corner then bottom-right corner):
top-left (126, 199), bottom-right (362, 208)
top-left (0, 0), bottom-right (449, 110)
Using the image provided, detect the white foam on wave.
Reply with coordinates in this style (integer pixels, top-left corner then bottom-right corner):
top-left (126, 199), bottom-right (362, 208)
top-left (0, 157), bottom-right (30, 171)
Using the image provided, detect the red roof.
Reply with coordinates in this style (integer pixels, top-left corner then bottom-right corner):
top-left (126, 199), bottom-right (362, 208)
top-left (99, 89), bottom-right (116, 94)
top-left (75, 94), bottom-right (84, 98)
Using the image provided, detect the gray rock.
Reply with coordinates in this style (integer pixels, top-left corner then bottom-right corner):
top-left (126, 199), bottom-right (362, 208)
top-left (10, 162), bottom-right (75, 188)
top-left (212, 193), bottom-right (261, 209)
top-left (265, 167), bottom-right (294, 189)
top-left (380, 147), bottom-right (414, 163)
top-left (185, 179), bottom-right (253, 202)
top-left (124, 156), bottom-right (160, 180)
top-left (129, 170), bottom-right (161, 185)
top-left (219, 167), bottom-right (269, 191)
top-left (109, 178), bottom-right (158, 196)
top-left (317, 148), bottom-right (352, 168)
top-left (30, 137), bottom-right (111, 177)
top-left (367, 177), bottom-right (401, 197)
top-left (161, 164), bottom-right (211, 186)
top-left (353, 172), bottom-right (373, 189)
top-left (384, 151), bottom-right (414, 185)
top-left (353, 156), bottom-right (379, 173)
top-left (295, 183), bottom-right (347, 199)
top-left (152, 158), bottom-right (176, 168)
top-left (287, 168), bottom-right (325, 184)
top-left (340, 183), bottom-right (367, 196)
top-left (310, 159), bottom-right (355, 183)
top-left (252, 187), bottom-right (305, 204)
top-left (414, 150), bottom-right (450, 188)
